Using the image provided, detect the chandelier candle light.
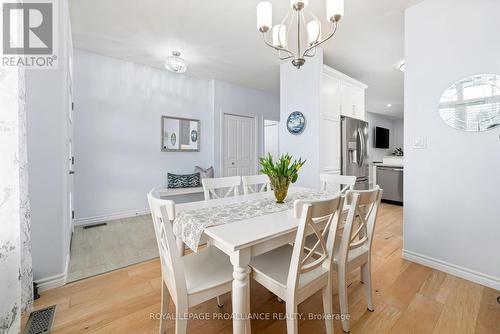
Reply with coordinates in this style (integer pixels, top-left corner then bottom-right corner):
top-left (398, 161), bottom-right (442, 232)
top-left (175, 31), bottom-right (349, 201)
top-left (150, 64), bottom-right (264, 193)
top-left (256, 0), bottom-right (344, 68)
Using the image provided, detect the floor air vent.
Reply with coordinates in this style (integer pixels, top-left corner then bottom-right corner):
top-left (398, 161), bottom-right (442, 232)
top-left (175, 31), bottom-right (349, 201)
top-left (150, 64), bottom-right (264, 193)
top-left (24, 305), bottom-right (56, 334)
top-left (83, 222), bottom-right (107, 229)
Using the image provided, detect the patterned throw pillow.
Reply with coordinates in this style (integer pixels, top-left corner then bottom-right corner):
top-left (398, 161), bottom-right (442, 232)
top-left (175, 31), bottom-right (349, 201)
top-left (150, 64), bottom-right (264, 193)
top-left (167, 172), bottom-right (202, 189)
top-left (194, 166), bottom-right (214, 179)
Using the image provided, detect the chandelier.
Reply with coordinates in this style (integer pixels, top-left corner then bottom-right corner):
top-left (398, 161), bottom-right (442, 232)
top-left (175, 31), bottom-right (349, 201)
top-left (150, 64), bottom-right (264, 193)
top-left (165, 51), bottom-right (187, 73)
top-left (256, 0), bottom-right (344, 69)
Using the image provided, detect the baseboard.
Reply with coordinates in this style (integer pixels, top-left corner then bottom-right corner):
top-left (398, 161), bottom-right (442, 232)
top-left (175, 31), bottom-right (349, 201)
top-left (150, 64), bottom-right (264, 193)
top-left (35, 272), bottom-right (66, 292)
top-left (64, 252), bottom-right (70, 284)
top-left (402, 249), bottom-right (500, 290)
top-left (35, 252), bottom-right (71, 293)
top-left (73, 208), bottom-right (150, 227)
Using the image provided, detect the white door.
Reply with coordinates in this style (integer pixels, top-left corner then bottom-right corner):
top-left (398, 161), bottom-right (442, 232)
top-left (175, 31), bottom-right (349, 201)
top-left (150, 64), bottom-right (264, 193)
top-left (223, 114), bottom-right (255, 177)
top-left (264, 120), bottom-right (279, 159)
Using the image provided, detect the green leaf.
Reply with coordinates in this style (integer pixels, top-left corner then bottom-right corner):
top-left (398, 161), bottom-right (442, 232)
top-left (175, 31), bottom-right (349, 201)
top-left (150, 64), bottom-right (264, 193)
top-left (259, 153), bottom-right (305, 183)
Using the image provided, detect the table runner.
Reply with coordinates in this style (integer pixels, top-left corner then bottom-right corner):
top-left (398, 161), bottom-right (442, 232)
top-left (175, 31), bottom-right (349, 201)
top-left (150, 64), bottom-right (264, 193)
top-left (173, 190), bottom-right (336, 252)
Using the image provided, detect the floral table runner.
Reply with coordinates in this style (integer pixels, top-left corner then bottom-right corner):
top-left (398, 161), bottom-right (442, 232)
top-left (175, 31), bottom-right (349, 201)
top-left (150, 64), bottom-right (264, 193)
top-left (173, 190), bottom-right (336, 252)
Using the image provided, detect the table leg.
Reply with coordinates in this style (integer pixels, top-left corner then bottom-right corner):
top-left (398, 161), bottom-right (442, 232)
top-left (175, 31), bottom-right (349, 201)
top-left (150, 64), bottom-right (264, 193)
top-left (230, 250), bottom-right (252, 334)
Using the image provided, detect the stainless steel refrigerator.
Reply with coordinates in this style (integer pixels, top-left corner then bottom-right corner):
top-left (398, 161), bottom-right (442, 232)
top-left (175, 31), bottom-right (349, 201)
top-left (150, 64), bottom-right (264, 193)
top-left (341, 116), bottom-right (370, 190)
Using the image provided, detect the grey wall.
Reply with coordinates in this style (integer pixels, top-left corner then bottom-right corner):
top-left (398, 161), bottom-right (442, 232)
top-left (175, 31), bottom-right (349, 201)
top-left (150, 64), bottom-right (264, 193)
top-left (392, 119), bottom-right (404, 149)
top-left (365, 112), bottom-right (404, 163)
top-left (73, 50), bottom-right (280, 220)
top-left (73, 50), bottom-right (214, 219)
top-left (404, 0), bottom-right (500, 289)
top-left (212, 80), bottom-right (280, 176)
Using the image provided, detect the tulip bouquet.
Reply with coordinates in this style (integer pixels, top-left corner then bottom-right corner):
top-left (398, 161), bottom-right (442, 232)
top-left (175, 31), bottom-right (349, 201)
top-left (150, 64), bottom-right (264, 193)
top-left (259, 153), bottom-right (306, 203)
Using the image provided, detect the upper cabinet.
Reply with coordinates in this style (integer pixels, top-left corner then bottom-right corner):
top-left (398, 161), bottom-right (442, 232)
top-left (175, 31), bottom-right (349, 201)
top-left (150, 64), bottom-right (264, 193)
top-left (321, 65), bottom-right (367, 121)
top-left (341, 82), bottom-right (365, 120)
top-left (321, 72), bottom-right (342, 119)
top-left (319, 65), bottom-right (367, 174)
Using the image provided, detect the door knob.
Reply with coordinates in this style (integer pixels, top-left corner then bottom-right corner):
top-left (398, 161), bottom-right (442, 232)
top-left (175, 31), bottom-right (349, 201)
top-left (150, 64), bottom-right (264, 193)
top-left (231, 162), bottom-right (235, 165)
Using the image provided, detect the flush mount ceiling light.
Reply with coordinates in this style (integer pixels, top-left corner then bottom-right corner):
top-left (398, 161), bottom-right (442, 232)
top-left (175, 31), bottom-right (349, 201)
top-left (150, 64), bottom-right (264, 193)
top-left (165, 51), bottom-right (187, 73)
top-left (256, 0), bottom-right (344, 69)
top-left (387, 103), bottom-right (393, 108)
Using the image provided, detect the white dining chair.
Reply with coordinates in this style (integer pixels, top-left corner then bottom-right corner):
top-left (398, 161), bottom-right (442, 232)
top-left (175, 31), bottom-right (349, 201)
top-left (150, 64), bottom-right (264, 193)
top-left (334, 186), bottom-right (383, 333)
top-left (202, 176), bottom-right (241, 200)
top-left (148, 188), bottom-right (186, 256)
top-left (249, 196), bottom-right (345, 334)
top-left (320, 173), bottom-right (357, 194)
top-left (241, 174), bottom-right (272, 195)
top-left (302, 174), bottom-right (356, 256)
top-left (147, 191), bottom-right (234, 334)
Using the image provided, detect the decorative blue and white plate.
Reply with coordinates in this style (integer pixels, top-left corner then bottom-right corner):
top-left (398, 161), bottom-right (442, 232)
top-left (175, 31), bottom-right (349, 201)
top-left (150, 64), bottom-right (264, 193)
top-left (287, 111), bottom-right (306, 135)
top-left (190, 130), bottom-right (198, 142)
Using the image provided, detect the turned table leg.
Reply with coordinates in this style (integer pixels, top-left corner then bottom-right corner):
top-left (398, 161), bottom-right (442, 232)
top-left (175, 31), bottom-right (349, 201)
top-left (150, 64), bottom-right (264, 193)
top-left (230, 250), bottom-right (252, 334)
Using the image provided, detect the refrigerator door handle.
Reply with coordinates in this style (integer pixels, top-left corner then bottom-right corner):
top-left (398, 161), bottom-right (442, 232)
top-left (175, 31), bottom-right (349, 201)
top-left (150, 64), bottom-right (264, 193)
top-left (357, 128), bottom-right (365, 167)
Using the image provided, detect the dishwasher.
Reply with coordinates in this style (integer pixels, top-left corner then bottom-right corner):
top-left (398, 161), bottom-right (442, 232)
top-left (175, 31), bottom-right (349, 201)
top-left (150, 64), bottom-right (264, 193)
top-left (376, 166), bottom-right (403, 205)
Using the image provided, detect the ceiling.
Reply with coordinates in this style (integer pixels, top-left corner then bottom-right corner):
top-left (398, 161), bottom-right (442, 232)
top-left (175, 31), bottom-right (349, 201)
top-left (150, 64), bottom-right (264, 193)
top-left (69, 0), bottom-right (422, 118)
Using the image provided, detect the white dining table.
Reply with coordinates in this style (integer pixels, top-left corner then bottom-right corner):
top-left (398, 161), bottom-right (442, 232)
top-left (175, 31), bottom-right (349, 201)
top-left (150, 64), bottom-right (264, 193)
top-left (174, 187), bottom-right (345, 334)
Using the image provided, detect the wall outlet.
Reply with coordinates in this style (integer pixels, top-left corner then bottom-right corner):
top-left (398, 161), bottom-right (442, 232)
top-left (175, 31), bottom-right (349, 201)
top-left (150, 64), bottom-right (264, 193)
top-left (413, 137), bottom-right (427, 149)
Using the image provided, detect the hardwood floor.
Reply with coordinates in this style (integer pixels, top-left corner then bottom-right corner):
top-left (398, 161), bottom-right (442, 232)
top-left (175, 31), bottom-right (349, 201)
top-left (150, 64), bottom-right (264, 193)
top-left (30, 204), bottom-right (500, 333)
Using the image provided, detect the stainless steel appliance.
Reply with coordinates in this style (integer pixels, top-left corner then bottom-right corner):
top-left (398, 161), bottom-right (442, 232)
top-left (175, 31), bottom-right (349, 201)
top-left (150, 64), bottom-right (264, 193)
top-left (376, 166), bottom-right (404, 204)
top-left (341, 116), bottom-right (369, 190)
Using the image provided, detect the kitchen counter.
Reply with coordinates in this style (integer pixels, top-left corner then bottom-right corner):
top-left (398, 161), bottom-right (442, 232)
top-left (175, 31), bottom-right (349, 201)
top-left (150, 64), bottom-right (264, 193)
top-left (372, 163), bottom-right (404, 168)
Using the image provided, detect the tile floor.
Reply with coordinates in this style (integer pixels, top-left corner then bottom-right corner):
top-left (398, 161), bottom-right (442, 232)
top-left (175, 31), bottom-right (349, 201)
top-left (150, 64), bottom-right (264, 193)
top-left (67, 214), bottom-right (158, 282)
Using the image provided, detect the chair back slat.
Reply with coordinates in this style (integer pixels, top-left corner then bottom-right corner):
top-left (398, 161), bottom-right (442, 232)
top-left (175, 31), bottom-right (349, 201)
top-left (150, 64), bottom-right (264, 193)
top-left (338, 186), bottom-right (383, 264)
top-left (202, 176), bottom-right (241, 200)
top-left (242, 175), bottom-right (272, 195)
top-left (147, 190), bottom-right (187, 303)
top-left (287, 196), bottom-right (344, 293)
top-left (320, 173), bottom-right (356, 194)
top-left (147, 188), bottom-right (175, 244)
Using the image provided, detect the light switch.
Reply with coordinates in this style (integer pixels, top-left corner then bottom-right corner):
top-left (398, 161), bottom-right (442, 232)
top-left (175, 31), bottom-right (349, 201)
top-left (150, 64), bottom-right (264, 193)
top-left (413, 137), bottom-right (427, 149)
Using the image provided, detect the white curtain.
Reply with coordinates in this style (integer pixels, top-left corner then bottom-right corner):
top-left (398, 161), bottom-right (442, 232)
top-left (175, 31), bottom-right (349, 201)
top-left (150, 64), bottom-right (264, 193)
top-left (0, 64), bottom-right (33, 333)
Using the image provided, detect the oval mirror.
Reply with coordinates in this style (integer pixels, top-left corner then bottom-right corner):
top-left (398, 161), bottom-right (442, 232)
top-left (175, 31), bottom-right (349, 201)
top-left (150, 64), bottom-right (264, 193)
top-left (439, 74), bottom-right (500, 132)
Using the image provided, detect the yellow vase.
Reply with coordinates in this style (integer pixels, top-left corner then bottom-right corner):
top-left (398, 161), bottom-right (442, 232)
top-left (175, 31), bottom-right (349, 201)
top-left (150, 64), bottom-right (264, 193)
top-left (269, 176), bottom-right (290, 204)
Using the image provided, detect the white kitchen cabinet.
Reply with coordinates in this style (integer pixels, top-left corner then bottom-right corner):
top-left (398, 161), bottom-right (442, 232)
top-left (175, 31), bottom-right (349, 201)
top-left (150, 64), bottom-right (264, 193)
top-left (320, 116), bottom-right (341, 172)
top-left (350, 85), bottom-right (366, 120)
top-left (340, 82), bottom-right (366, 120)
top-left (321, 72), bottom-right (342, 119)
top-left (320, 65), bottom-right (367, 174)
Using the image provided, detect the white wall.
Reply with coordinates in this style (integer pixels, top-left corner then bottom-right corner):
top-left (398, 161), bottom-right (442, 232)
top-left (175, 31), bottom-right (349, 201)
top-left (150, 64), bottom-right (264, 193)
top-left (74, 51), bottom-right (279, 220)
top-left (27, 0), bottom-right (72, 283)
top-left (212, 80), bottom-right (280, 176)
top-left (280, 52), bottom-right (323, 188)
top-left (73, 50), bottom-right (214, 220)
top-left (404, 0), bottom-right (500, 289)
top-left (365, 112), bottom-right (404, 163)
top-left (0, 60), bottom-right (25, 334)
